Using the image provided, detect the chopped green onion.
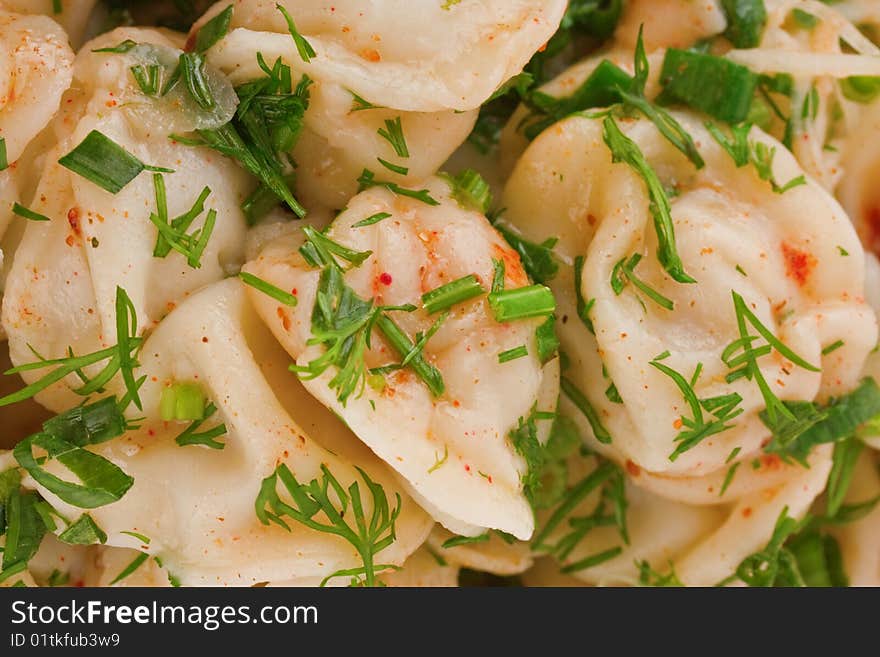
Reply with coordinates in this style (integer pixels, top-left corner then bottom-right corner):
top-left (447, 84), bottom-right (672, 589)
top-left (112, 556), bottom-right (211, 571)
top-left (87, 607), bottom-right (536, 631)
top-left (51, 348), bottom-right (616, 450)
top-left (58, 514), bottom-right (107, 545)
top-left (560, 546), bottom-right (623, 573)
top-left (349, 91), bottom-right (383, 112)
top-left (720, 462), bottom-right (741, 496)
top-left (790, 8), bottom-right (819, 30)
top-left (610, 253), bottom-right (675, 311)
top-left (659, 49), bottom-right (759, 124)
top-left (160, 382), bottom-right (206, 422)
top-left (499, 346), bottom-right (528, 363)
top-left (12, 203), bottom-right (50, 222)
top-left (179, 52), bottom-right (215, 110)
top-left (535, 316), bottom-right (560, 364)
top-left (92, 40), bottom-right (138, 54)
top-left (0, 137), bottom-right (7, 170)
top-left (421, 275), bottom-right (485, 314)
top-left (840, 76), bottom-right (880, 104)
top-left (130, 64), bottom-right (162, 96)
top-left (826, 437), bottom-right (863, 519)
top-left (488, 285), bottom-right (556, 322)
top-left (301, 225), bottom-right (372, 270)
top-left (721, 0), bottom-right (767, 48)
top-left (59, 131), bottom-right (173, 195)
top-left (239, 271), bottom-right (298, 306)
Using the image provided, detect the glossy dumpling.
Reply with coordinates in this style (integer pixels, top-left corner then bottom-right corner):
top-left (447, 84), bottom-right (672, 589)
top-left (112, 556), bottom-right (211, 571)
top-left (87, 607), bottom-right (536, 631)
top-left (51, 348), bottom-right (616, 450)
top-left (1, 28), bottom-right (249, 413)
top-left (502, 111), bottom-right (876, 479)
top-left (22, 279), bottom-right (432, 586)
top-left (244, 177), bottom-right (560, 539)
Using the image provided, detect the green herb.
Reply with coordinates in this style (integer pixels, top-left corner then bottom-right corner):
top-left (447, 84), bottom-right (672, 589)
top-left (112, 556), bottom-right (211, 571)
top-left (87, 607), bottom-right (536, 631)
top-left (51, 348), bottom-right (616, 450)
top-left (130, 64), bottom-right (162, 96)
top-left (826, 437), bottom-right (863, 519)
top-left (276, 3), bottom-right (316, 62)
top-left (12, 203), bottom-right (50, 222)
top-left (446, 169), bottom-right (492, 214)
top-left (349, 91), bottom-right (383, 112)
top-left (574, 255), bottom-right (595, 333)
top-left (441, 533), bottom-right (490, 549)
top-left (194, 5), bottom-right (233, 53)
top-left (720, 462), bottom-right (741, 496)
top-left (15, 432), bottom-right (134, 509)
top-left (255, 463), bottom-right (401, 587)
top-left (300, 225), bottom-right (373, 270)
top-left (421, 275), bottom-right (485, 314)
top-left (357, 169), bottom-right (439, 205)
top-left (428, 444), bottom-right (448, 474)
top-left (58, 514), bottom-right (107, 545)
top-left (535, 316), bottom-right (560, 364)
top-left (59, 131), bottom-right (173, 194)
top-left (377, 158), bottom-right (408, 175)
top-left (352, 212), bottom-right (391, 228)
top-left (0, 138), bottom-right (7, 170)
top-left (174, 402), bottom-right (227, 450)
top-left (374, 314), bottom-right (445, 396)
top-left (650, 355), bottom-right (743, 461)
top-left (602, 116), bottom-right (695, 284)
top-left (840, 76), bottom-right (880, 104)
top-left (160, 382), bottom-right (205, 422)
top-left (560, 546), bottom-right (622, 573)
top-left (377, 117), bottom-right (409, 158)
top-left (836, 246), bottom-right (849, 257)
top-left (0, 288), bottom-right (143, 408)
top-left (109, 552), bottom-right (150, 585)
top-left (822, 340), bottom-right (845, 356)
top-left (610, 253), bottom-right (675, 311)
top-left (791, 8), bottom-right (819, 30)
top-left (508, 407), bottom-right (553, 505)
top-left (493, 222), bottom-right (558, 284)
top-left (729, 506), bottom-right (808, 587)
top-left (488, 285), bottom-right (556, 322)
top-left (92, 40), bottom-right (138, 54)
top-left (561, 376), bottom-right (612, 444)
top-left (149, 175), bottom-right (216, 268)
top-left (604, 382), bottom-right (622, 404)
top-left (239, 272), bottom-right (298, 306)
top-left (638, 560), bottom-right (684, 586)
top-left (121, 530), bottom-right (150, 544)
top-left (723, 290), bottom-right (819, 425)
top-left (721, 0), bottom-right (767, 48)
top-left (750, 141), bottom-right (806, 193)
top-left (53, 0), bottom-right (62, 13)
top-left (658, 49), bottom-right (759, 124)
top-left (47, 570), bottom-right (70, 587)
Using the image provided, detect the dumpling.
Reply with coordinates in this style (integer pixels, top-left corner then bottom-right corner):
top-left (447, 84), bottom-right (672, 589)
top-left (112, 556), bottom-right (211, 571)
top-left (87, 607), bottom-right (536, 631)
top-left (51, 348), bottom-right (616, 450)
top-left (243, 176), bottom-right (560, 540)
top-left (828, 449), bottom-right (880, 586)
top-left (17, 279), bottom-right (432, 586)
top-left (1, 27), bottom-right (249, 413)
top-left (503, 110), bottom-right (875, 475)
top-left (530, 444), bottom-right (831, 586)
top-left (197, 0), bottom-right (566, 208)
top-left (499, 109), bottom-right (874, 582)
top-left (0, 8), bottom-right (74, 252)
top-left (427, 526), bottom-right (534, 576)
top-left (0, 1), bottom-right (98, 48)
top-left (612, 0), bottom-right (726, 52)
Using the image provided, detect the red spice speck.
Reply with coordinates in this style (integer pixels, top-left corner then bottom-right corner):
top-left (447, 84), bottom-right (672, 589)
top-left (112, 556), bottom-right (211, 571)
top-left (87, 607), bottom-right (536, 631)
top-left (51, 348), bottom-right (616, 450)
top-left (379, 272), bottom-right (393, 286)
top-left (742, 507), bottom-right (753, 518)
top-left (781, 242), bottom-right (816, 287)
top-left (625, 460), bottom-right (641, 477)
top-left (67, 207), bottom-right (81, 236)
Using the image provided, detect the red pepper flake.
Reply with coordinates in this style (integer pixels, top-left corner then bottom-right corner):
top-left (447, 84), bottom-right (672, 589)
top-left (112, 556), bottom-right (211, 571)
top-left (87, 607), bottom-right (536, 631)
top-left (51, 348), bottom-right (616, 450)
top-left (67, 207), bottom-right (81, 236)
top-left (781, 242), bottom-right (816, 287)
top-left (863, 205), bottom-right (880, 255)
top-left (761, 453), bottom-right (782, 471)
top-left (625, 460), bottom-right (641, 477)
top-left (742, 507), bottom-right (753, 518)
top-left (464, 464), bottom-right (471, 473)
top-left (360, 48), bottom-right (381, 62)
top-left (379, 272), bottom-right (393, 286)
top-left (277, 307), bottom-right (291, 331)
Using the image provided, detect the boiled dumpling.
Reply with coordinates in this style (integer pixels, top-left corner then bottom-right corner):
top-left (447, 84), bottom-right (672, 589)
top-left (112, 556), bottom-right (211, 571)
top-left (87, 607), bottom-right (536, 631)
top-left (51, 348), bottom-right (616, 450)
top-left (1, 28), bottom-right (249, 412)
top-left (2, 1), bottom-right (98, 48)
top-left (244, 176), bottom-right (560, 539)
top-left (502, 111), bottom-right (875, 476)
top-left (197, 0), bottom-right (566, 208)
top-left (18, 279), bottom-right (432, 586)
